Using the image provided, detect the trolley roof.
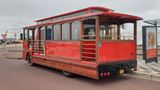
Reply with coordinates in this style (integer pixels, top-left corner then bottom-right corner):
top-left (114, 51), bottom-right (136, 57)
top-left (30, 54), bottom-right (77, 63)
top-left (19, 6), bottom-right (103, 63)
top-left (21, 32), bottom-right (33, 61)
top-left (24, 7), bottom-right (142, 29)
top-left (35, 6), bottom-right (112, 22)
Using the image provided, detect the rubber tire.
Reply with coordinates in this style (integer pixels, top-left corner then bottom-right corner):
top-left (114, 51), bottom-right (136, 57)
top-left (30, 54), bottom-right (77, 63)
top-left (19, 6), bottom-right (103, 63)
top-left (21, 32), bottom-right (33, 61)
top-left (27, 54), bottom-right (35, 66)
top-left (62, 71), bottom-right (74, 77)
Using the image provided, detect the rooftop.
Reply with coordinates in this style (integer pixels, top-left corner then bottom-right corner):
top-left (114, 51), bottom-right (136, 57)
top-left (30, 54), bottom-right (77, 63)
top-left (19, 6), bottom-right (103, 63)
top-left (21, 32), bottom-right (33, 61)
top-left (35, 6), bottom-right (112, 22)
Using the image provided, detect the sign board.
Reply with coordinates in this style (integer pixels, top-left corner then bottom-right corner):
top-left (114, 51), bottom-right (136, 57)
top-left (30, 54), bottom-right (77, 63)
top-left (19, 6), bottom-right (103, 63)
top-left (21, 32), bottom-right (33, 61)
top-left (143, 26), bottom-right (158, 63)
top-left (1, 34), bottom-right (7, 39)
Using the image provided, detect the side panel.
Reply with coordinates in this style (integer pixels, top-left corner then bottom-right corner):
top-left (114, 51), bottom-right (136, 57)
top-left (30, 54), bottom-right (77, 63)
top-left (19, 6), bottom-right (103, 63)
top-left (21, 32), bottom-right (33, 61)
top-left (23, 41), bottom-right (29, 60)
top-left (98, 40), bottom-right (136, 63)
top-left (32, 56), bottom-right (98, 79)
top-left (45, 41), bottom-right (81, 60)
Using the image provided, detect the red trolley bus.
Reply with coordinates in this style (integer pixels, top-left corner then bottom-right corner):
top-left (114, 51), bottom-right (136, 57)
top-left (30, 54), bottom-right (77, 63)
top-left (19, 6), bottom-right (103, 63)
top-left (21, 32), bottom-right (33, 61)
top-left (23, 6), bottom-right (142, 79)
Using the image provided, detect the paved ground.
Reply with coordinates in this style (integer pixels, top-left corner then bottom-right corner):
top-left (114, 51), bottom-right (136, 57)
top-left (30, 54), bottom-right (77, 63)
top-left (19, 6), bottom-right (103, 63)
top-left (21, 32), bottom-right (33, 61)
top-left (0, 44), bottom-right (160, 90)
top-left (137, 60), bottom-right (160, 74)
top-left (0, 58), bottom-right (160, 90)
top-left (0, 44), bottom-right (23, 59)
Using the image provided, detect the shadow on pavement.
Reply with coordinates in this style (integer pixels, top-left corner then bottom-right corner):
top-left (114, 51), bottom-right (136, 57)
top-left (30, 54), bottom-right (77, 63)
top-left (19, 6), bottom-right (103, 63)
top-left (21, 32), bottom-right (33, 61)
top-left (30, 64), bottom-right (132, 85)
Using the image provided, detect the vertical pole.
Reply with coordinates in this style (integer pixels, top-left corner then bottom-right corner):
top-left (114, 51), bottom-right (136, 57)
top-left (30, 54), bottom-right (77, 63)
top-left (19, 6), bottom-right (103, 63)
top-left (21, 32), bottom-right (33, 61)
top-left (44, 27), bottom-right (46, 55)
top-left (96, 16), bottom-right (100, 63)
top-left (155, 22), bottom-right (158, 63)
top-left (134, 21), bottom-right (137, 41)
top-left (80, 20), bottom-right (84, 61)
top-left (38, 27), bottom-right (41, 54)
top-left (3, 39), bottom-right (6, 57)
top-left (27, 29), bottom-right (29, 49)
top-left (60, 24), bottom-right (62, 40)
top-left (32, 29), bottom-right (35, 53)
top-left (117, 24), bottom-right (121, 40)
top-left (106, 24), bottom-right (109, 39)
top-left (23, 29), bottom-right (25, 45)
top-left (51, 26), bottom-right (54, 40)
top-left (13, 25), bottom-right (16, 48)
top-left (70, 22), bottom-right (72, 40)
top-left (134, 21), bottom-right (137, 60)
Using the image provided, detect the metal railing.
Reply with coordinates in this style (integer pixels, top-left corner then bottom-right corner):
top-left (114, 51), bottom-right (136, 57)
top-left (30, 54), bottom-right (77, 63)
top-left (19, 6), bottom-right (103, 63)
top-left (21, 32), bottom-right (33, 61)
top-left (82, 35), bottom-right (134, 40)
top-left (28, 40), bottom-right (45, 54)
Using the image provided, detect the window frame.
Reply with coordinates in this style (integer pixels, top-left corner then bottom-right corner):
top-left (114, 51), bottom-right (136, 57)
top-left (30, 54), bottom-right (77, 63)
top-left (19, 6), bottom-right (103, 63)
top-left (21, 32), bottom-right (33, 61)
top-left (62, 23), bottom-right (71, 41)
top-left (71, 21), bottom-right (81, 41)
top-left (23, 29), bottom-right (29, 41)
top-left (46, 25), bottom-right (52, 40)
top-left (53, 24), bottom-right (62, 41)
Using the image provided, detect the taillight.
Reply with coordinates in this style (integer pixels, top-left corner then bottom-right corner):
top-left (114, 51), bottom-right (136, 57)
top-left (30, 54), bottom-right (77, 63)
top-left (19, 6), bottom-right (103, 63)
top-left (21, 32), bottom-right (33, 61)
top-left (107, 72), bottom-right (110, 76)
top-left (100, 72), bottom-right (111, 77)
top-left (100, 73), bottom-right (104, 77)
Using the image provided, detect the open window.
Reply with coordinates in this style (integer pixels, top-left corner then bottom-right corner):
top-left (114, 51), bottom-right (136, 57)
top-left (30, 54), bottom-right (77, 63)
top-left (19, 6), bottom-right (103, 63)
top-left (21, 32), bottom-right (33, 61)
top-left (83, 17), bottom-right (96, 40)
top-left (54, 24), bottom-right (61, 40)
top-left (99, 16), bottom-right (136, 40)
top-left (71, 21), bottom-right (80, 40)
top-left (62, 23), bottom-right (70, 40)
top-left (46, 26), bottom-right (52, 40)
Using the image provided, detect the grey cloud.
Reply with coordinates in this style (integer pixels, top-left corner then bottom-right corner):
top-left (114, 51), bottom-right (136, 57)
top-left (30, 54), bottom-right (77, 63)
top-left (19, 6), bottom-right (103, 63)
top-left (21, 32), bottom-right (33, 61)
top-left (0, 0), bottom-right (160, 39)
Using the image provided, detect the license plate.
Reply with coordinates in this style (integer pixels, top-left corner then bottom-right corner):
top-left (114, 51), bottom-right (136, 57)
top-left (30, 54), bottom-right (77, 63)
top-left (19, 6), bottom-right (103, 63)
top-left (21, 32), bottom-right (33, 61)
top-left (120, 69), bottom-right (124, 74)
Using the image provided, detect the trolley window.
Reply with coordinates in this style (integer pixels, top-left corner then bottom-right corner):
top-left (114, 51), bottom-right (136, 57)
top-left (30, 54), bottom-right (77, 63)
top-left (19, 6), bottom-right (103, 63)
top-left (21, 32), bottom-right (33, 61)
top-left (46, 26), bottom-right (52, 40)
top-left (54, 24), bottom-right (61, 40)
top-left (62, 23), bottom-right (70, 40)
top-left (71, 21), bottom-right (80, 40)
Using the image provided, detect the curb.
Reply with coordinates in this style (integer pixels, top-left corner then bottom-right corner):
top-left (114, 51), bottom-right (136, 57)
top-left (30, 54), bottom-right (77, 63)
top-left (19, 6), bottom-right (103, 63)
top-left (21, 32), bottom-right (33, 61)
top-left (7, 50), bottom-right (23, 52)
top-left (4, 57), bottom-right (23, 60)
top-left (128, 71), bottom-right (160, 82)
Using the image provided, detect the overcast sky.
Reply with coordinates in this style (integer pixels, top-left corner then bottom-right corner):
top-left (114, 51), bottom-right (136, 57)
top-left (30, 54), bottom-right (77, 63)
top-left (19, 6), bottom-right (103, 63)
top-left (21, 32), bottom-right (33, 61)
top-left (0, 0), bottom-right (160, 41)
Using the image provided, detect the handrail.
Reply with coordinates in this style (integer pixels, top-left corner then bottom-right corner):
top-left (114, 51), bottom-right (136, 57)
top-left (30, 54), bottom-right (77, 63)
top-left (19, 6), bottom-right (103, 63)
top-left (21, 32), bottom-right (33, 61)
top-left (28, 40), bottom-right (45, 54)
top-left (82, 35), bottom-right (135, 40)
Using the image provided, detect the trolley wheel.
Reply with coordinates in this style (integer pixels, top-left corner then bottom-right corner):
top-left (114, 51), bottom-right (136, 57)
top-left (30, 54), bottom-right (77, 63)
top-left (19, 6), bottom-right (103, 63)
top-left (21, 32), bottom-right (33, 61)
top-left (62, 71), bottom-right (74, 77)
top-left (27, 54), bottom-right (35, 66)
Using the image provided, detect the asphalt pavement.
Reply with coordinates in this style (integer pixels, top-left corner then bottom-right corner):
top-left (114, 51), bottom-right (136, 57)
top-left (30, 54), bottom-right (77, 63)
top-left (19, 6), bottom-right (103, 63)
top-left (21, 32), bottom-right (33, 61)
top-left (0, 45), bottom-right (160, 90)
top-left (0, 58), bottom-right (160, 90)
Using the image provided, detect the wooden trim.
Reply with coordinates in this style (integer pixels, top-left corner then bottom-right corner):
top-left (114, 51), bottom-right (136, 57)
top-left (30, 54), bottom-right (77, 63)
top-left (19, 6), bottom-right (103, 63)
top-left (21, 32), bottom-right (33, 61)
top-left (38, 27), bottom-right (41, 54)
top-left (83, 44), bottom-right (96, 45)
top-left (46, 55), bottom-right (80, 61)
top-left (82, 56), bottom-right (96, 59)
top-left (82, 48), bottom-right (96, 50)
top-left (96, 16), bottom-right (100, 64)
top-left (99, 40), bottom-right (136, 42)
top-left (82, 52), bottom-right (96, 54)
top-left (80, 21), bottom-right (84, 61)
top-left (32, 56), bottom-right (98, 79)
top-left (52, 25), bottom-right (54, 40)
top-left (44, 27), bottom-right (46, 55)
top-left (45, 40), bottom-right (80, 42)
top-left (32, 55), bottom-right (97, 69)
top-left (32, 29), bottom-right (35, 51)
top-left (27, 29), bottom-right (29, 48)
